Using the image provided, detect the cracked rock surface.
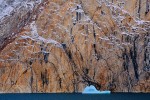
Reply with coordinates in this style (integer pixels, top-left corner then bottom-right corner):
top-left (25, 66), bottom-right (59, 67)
top-left (0, 0), bottom-right (150, 93)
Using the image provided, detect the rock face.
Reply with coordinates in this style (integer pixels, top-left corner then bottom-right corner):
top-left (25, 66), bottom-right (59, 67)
top-left (0, 0), bottom-right (149, 93)
top-left (0, 0), bottom-right (44, 51)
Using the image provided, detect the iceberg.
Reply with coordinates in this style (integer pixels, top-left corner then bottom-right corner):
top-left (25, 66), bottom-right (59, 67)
top-left (82, 85), bottom-right (111, 94)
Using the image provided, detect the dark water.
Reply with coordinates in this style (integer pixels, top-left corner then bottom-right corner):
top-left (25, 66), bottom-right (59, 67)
top-left (0, 93), bottom-right (149, 100)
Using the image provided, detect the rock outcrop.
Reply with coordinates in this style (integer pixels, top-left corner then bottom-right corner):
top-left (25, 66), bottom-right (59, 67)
top-left (0, 0), bottom-right (149, 93)
top-left (0, 0), bottom-right (45, 51)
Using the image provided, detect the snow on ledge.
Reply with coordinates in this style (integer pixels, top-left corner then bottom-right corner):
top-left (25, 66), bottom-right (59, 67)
top-left (20, 21), bottom-right (62, 48)
top-left (0, 0), bottom-right (42, 20)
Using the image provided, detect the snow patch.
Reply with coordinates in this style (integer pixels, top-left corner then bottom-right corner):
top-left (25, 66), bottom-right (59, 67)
top-left (136, 20), bottom-right (145, 25)
top-left (99, 37), bottom-right (110, 41)
top-left (30, 21), bottom-right (39, 38)
top-left (0, 6), bottom-right (14, 19)
top-left (20, 21), bottom-right (62, 48)
top-left (0, 0), bottom-right (42, 20)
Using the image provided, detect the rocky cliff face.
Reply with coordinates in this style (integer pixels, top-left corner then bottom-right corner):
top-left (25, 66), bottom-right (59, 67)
top-left (0, 0), bottom-right (44, 51)
top-left (0, 0), bottom-right (149, 93)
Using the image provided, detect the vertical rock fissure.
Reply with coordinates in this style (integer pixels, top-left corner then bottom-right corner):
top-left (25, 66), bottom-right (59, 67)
top-left (93, 25), bottom-right (98, 60)
top-left (138, 0), bottom-right (141, 18)
top-left (144, 32), bottom-right (150, 71)
top-left (93, 25), bottom-right (96, 39)
top-left (40, 44), bottom-right (49, 63)
top-left (145, 0), bottom-right (149, 15)
top-left (63, 45), bottom-right (79, 92)
top-left (70, 27), bottom-right (74, 43)
top-left (122, 49), bottom-right (129, 71)
top-left (122, 49), bottom-right (132, 91)
top-left (93, 25), bottom-right (101, 60)
top-left (130, 37), bottom-right (139, 80)
top-left (41, 69), bottom-right (49, 89)
top-left (58, 78), bottom-right (62, 89)
top-left (30, 66), bottom-right (33, 93)
top-left (76, 5), bottom-right (81, 22)
top-left (29, 59), bottom-right (34, 93)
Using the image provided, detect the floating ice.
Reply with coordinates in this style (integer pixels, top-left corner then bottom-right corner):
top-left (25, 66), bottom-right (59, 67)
top-left (82, 85), bottom-right (111, 94)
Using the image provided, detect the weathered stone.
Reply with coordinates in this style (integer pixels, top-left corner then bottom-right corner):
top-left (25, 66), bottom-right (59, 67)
top-left (0, 0), bottom-right (149, 93)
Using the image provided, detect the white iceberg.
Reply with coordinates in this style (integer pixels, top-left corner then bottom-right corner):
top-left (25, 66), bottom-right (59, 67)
top-left (82, 85), bottom-right (111, 94)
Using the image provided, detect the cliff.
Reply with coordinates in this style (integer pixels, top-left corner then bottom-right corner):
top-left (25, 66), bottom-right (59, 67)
top-left (0, 0), bottom-right (149, 93)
